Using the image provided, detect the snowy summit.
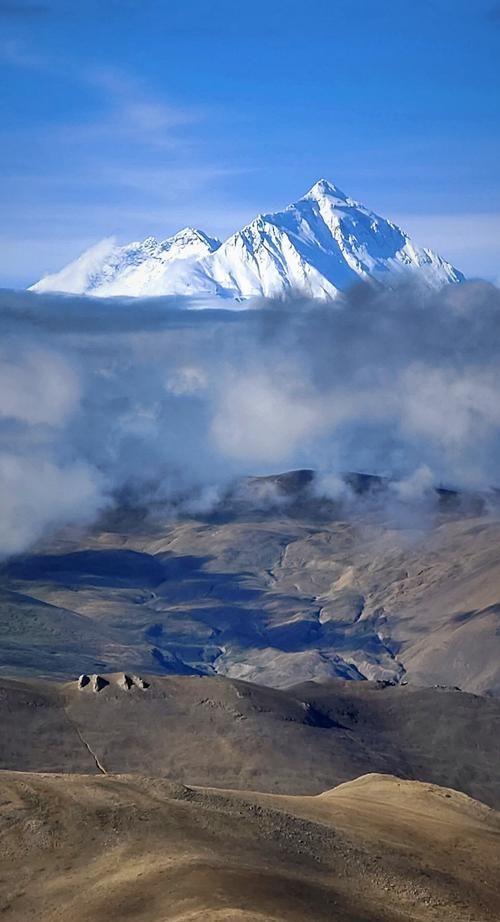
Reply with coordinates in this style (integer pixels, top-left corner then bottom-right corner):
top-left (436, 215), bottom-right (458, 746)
top-left (30, 180), bottom-right (464, 300)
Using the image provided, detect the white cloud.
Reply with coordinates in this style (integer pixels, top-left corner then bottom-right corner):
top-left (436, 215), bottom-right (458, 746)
top-left (0, 454), bottom-right (104, 557)
top-left (0, 347), bottom-right (79, 425)
top-left (212, 372), bottom-right (324, 463)
top-left (2, 278), bottom-right (500, 556)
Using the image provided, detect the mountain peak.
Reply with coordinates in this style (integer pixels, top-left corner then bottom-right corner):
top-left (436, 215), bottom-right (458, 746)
top-left (170, 227), bottom-right (208, 241)
top-left (304, 178), bottom-right (349, 202)
top-left (164, 227), bottom-right (220, 253)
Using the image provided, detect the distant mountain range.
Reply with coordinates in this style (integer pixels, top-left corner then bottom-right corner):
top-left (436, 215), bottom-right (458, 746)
top-left (31, 179), bottom-right (464, 300)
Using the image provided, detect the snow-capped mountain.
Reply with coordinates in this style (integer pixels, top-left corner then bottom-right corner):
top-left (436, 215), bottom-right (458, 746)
top-left (30, 180), bottom-right (464, 300)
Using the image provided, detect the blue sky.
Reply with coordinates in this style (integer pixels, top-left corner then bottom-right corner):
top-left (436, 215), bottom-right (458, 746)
top-left (1, 0), bottom-right (499, 286)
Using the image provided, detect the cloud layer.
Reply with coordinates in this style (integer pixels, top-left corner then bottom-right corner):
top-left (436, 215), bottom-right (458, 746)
top-left (1, 279), bottom-right (500, 555)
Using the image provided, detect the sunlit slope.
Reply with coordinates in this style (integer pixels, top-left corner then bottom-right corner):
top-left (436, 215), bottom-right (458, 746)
top-left (0, 771), bottom-right (498, 922)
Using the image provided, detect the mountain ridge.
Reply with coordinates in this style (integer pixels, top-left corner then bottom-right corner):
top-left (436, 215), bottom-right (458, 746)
top-left (30, 179), bottom-right (464, 300)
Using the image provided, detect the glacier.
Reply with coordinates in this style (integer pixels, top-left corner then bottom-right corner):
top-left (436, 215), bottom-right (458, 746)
top-left (30, 179), bottom-right (464, 300)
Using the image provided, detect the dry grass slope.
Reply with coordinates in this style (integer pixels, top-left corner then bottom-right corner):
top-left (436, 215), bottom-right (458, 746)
top-left (0, 771), bottom-right (499, 922)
